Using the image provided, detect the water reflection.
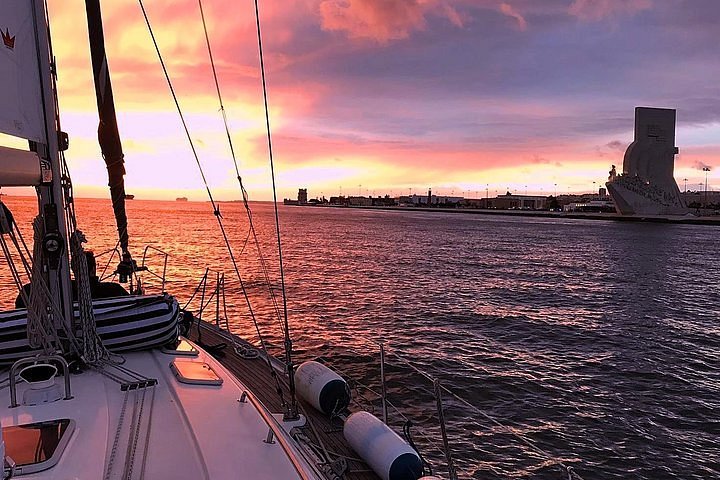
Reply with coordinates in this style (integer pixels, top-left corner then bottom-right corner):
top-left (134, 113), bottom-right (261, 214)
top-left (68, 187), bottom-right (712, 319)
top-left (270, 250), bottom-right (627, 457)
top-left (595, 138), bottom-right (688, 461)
top-left (0, 197), bottom-right (718, 479)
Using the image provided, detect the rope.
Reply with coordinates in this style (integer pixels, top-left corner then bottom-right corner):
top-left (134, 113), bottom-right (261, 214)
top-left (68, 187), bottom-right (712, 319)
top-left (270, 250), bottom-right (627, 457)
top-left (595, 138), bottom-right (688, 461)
top-left (196, 0), bottom-right (286, 338)
top-left (70, 229), bottom-right (111, 365)
top-left (105, 389), bottom-right (130, 480)
top-left (26, 217), bottom-right (64, 354)
top-left (314, 338), bottom-right (587, 479)
top-left (252, 0), bottom-right (297, 413)
top-left (197, 0), bottom-right (237, 173)
top-left (386, 349), bottom-right (587, 480)
top-left (138, 0), bottom-right (257, 333)
top-left (137, 0), bottom-right (288, 410)
top-left (138, 386), bottom-right (156, 479)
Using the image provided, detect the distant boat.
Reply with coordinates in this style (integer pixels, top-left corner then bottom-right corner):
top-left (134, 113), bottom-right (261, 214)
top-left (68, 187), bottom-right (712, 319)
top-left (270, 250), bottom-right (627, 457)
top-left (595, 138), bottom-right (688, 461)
top-left (176, 196), bottom-right (188, 202)
top-left (124, 193), bottom-right (135, 199)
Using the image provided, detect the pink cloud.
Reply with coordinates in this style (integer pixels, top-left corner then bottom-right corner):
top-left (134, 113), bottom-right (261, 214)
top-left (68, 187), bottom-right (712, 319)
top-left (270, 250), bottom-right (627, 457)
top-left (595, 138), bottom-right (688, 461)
top-left (499, 3), bottom-right (527, 31)
top-left (568, 0), bottom-right (652, 21)
top-left (318, 0), bottom-right (464, 42)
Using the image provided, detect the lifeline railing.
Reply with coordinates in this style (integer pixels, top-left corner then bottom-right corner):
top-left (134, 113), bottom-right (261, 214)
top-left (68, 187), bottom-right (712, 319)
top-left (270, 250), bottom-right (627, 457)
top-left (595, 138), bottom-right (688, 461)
top-left (166, 267), bottom-right (588, 480)
top-left (97, 244), bottom-right (169, 293)
top-left (310, 336), bottom-right (588, 480)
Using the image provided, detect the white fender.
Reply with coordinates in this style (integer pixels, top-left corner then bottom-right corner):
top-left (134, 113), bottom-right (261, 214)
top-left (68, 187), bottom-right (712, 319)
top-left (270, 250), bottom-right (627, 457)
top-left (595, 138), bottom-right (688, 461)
top-left (295, 360), bottom-right (350, 415)
top-left (344, 411), bottom-right (423, 480)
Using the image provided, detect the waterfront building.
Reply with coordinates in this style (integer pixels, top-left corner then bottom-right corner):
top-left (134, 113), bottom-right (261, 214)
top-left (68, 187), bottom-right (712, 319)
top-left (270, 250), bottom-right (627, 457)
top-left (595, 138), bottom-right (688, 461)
top-left (563, 200), bottom-right (615, 212)
top-left (347, 196), bottom-right (372, 206)
top-left (283, 187), bottom-right (309, 205)
top-left (487, 193), bottom-right (547, 210)
top-left (298, 188), bottom-right (308, 205)
top-left (399, 194), bottom-right (464, 206)
top-left (681, 190), bottom-right (720, 210)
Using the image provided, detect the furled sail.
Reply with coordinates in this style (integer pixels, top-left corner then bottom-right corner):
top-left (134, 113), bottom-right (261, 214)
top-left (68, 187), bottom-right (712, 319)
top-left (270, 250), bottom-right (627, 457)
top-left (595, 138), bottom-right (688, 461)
top-left (0, 0), bottom-right (45, 143)
top-left (84, 0), bottom-right (129, 255)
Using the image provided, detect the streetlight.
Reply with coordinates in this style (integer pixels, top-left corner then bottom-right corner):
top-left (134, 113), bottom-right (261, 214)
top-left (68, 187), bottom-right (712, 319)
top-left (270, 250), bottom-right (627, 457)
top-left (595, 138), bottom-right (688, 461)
top-left (703, 167), bottom-right (711, 207)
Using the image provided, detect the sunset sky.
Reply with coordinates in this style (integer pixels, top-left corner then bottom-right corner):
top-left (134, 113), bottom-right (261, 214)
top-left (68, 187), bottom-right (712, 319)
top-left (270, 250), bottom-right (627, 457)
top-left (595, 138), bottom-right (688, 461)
top-left (4, 0), bottom-right (720, 200)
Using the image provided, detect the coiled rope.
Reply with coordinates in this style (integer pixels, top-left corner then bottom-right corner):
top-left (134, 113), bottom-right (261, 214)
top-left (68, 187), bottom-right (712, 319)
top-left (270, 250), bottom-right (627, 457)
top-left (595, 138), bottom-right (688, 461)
top-left (26, 217), bottom-right (70, 354)
top-left (69, 230), bottom-right (111, 365)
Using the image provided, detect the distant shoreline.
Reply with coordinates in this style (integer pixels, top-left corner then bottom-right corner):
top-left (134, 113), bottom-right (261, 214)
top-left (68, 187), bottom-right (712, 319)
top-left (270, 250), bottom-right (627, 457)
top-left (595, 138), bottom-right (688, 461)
top-left (298, 204), bottom-right (720, 226)
top-left (4, 195), bottom-right (718, 225)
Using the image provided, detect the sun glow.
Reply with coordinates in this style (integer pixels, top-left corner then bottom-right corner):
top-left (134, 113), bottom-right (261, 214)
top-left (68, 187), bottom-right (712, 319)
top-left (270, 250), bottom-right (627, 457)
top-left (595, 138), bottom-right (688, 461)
top-left (2, 1), bottom-right (718, 201)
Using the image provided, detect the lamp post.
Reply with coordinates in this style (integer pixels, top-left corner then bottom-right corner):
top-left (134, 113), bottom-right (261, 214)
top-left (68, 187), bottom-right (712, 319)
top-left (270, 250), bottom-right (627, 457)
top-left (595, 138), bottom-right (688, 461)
top-left (703, 167), bottom-right (711, 207)
top-left (699, 183), bottom-right (703, 207)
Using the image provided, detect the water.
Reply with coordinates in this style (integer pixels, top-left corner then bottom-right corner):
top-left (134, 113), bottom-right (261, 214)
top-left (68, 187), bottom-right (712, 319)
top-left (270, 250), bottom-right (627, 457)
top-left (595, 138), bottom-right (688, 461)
top-left (1, 196), bottom-right (718, 479)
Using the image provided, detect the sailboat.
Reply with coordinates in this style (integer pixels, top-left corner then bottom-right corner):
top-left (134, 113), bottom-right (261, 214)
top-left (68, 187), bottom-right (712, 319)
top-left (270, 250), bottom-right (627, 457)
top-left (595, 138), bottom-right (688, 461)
top-left (0, 1), bottom-right (433, 479)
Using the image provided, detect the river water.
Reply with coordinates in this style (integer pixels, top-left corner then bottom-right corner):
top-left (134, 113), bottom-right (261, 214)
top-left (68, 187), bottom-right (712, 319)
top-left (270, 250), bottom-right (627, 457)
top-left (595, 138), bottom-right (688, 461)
top-left (0, 196), bottom-right (718, 479)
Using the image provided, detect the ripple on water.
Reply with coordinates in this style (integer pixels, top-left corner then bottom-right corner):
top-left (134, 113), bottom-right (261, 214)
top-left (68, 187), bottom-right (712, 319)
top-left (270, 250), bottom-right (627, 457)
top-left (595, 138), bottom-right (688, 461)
top-left (0, 198), bottom-right (718, 479)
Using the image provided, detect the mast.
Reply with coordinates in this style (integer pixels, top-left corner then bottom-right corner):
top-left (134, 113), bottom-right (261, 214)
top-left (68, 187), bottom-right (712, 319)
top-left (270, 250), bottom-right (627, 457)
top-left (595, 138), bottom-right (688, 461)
top-left (84, 0), bottom-right (131, 262)
top-left (32, 0), bottom-right (74, 334)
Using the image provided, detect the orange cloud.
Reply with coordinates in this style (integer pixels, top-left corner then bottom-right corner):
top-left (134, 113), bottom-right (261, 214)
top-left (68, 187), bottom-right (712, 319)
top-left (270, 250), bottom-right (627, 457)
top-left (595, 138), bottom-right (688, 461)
top-left (499, 3), bottom-right (527, 31)
top-left (318, 0), bottom-right (463, 42)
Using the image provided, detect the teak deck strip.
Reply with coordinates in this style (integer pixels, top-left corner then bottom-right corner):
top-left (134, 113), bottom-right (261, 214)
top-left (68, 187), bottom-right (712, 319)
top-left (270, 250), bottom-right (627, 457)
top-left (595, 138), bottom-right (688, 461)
top-left (188, 321), bottom-right (379, 480)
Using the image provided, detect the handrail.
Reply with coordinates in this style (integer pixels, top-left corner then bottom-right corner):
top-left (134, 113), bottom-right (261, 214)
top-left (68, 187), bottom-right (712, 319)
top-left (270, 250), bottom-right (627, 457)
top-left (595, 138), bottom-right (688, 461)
top-left (379, 342), bottom-right (388, 424)
top-left (433, 379), bottom-right (458, 480)
top-left (96, 246), bottom-right (121, 281)
top-left (237, 388), bottom-right (316, 480)
top-left (140, 245), bottom-right (169, 292)
top-left (302, 334), bottom-right (588, 480)
top-left (9, 355), bottom-right (72, 408)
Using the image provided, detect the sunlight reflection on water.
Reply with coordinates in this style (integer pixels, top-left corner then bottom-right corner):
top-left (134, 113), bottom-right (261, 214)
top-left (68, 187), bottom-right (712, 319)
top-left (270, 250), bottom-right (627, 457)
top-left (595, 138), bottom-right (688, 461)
top-left (0, 196), bottom-right (718, 479)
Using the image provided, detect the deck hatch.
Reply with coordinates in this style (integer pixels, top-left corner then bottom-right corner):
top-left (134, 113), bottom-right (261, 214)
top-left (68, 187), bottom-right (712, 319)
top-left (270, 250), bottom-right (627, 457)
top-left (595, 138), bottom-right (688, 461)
top-left (170, 359), bottom-right (223, 385)
top-left (2, 418), bottom-right (75, 475)
top-left (162, 339), bottom-right (199, 356)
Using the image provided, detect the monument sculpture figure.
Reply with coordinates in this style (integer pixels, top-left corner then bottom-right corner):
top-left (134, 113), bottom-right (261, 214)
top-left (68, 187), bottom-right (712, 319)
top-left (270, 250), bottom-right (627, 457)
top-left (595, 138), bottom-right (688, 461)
top-left (605, 107), bottom-right (687, 215)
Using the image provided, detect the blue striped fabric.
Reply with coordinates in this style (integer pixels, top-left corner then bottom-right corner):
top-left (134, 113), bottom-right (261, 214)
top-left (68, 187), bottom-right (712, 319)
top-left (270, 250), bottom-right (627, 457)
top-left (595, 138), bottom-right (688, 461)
top-left (0, 294), bottom-right (180, 363)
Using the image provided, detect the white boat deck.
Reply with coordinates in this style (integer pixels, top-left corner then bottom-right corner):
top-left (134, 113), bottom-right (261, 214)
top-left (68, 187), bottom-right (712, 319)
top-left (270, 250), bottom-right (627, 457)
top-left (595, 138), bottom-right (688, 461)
top-left (0, 340), bottom-right (321, 479)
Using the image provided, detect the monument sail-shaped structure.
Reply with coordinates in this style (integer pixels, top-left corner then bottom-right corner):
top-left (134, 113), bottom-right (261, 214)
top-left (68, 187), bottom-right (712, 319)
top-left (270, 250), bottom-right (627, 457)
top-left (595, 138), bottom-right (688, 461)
top-left (606, 107), bottom-right (687, 215)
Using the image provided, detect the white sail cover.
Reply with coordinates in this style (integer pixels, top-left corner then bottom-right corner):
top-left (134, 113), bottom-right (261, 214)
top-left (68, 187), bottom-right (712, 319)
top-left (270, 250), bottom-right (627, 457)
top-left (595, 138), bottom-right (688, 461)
top-left (0, 0), bottom-right (45, 143)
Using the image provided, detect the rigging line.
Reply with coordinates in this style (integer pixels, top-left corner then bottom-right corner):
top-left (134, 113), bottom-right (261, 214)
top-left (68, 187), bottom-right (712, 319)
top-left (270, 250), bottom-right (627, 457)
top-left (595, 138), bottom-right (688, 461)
top-left (386, 350), bottom-right (586, 480)
top-left (196, 0), bottom-right (285, 334)
top-left (253, 0), bottom-right (297, 411)
top-left (137, 0), bottom-right (288, 407)
top-left (197, 0), bottom-right (239, 178)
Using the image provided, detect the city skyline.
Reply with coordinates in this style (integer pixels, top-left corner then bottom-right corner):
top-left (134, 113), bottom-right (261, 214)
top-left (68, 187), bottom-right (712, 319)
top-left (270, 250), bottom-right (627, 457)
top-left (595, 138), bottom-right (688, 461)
top-left (0, 0), bottom-right (718, 201)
